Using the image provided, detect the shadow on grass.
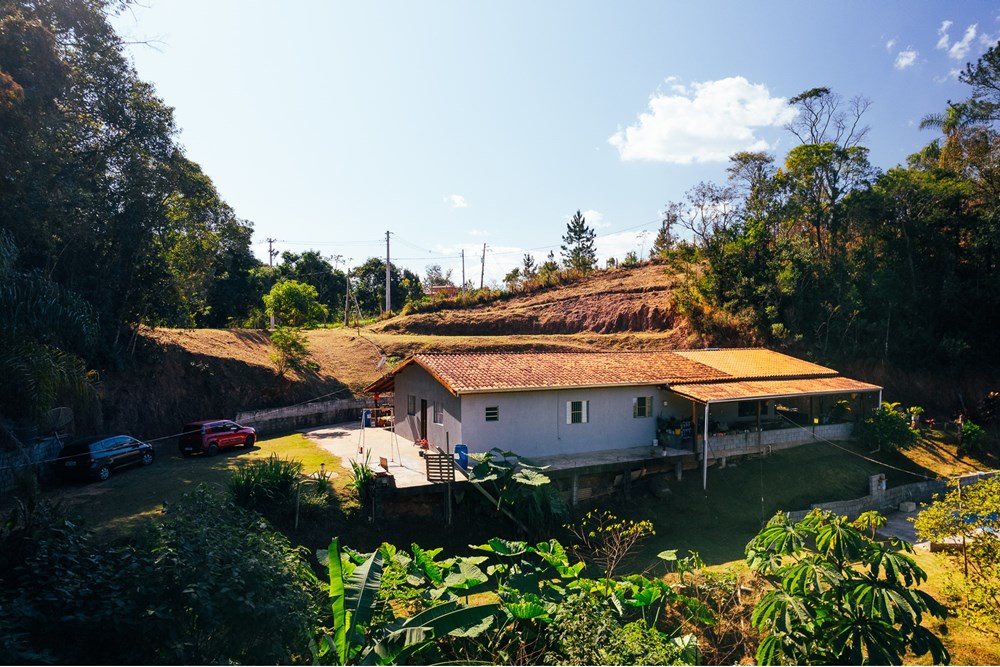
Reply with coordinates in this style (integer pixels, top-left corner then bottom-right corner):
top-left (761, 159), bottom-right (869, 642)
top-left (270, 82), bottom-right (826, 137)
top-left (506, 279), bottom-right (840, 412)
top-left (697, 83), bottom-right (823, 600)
top-left (578, 439), bottom-right (945, 568)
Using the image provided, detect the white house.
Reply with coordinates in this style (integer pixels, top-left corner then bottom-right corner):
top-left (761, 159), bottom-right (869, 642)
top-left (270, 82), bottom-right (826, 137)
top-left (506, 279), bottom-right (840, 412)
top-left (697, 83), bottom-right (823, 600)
top-left (365, 348), bottom-right (882, 487)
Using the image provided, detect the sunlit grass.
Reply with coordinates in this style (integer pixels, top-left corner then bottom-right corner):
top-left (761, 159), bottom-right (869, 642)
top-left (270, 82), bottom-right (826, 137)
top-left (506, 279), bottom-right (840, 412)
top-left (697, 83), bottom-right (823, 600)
top-left (48, 432), bottom-right (352, 541)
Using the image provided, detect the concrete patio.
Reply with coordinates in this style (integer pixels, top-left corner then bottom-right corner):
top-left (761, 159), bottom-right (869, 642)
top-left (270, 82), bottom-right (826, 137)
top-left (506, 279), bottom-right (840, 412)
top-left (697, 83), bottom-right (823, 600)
top-left (303, 423), bottom-right (444, 489)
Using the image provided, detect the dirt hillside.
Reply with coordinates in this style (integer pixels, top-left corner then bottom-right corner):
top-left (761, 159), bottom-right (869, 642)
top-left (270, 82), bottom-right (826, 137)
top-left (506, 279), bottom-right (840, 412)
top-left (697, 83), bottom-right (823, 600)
top-left (374, 263), bottom-right (702, 338)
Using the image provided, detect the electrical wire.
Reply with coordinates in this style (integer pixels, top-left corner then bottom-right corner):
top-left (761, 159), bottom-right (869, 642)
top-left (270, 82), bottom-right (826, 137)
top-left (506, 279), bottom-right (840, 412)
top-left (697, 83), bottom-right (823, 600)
top-left (772, 411), bottom-right (941, 481)
top-left (0, 388), bottom-right (360, 472)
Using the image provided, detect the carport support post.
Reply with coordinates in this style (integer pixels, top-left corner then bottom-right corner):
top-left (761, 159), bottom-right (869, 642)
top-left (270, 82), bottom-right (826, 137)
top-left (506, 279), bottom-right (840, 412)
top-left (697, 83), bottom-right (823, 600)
top-left (756, 400), bottom-right (762, 451)
top-left (702, 402), bottom-right (710, 490)
top-left (810, 396), bottom-right (815, 436)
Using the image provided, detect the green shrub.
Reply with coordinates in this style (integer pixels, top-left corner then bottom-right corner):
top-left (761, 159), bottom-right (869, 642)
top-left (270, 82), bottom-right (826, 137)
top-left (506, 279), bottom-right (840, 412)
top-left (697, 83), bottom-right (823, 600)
top-left (543, 594), bottom-right (690, 665)
top-left (859, 401), bottom-right (919, 451)
top-left (961, 419), bottom-right (986, 451)
top-left (347, 450), bottom-right (376, 503)
top-left (270, 325), bottom-right (311, 375)
top-left (227, 454), bottom-right (304, 514)
top-left (0, 485), bottom-right (320, 665)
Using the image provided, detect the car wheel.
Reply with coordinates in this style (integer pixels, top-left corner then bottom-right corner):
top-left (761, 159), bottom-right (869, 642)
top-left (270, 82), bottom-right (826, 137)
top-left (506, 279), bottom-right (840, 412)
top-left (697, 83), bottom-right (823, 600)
top-left (141, 451), bottom-right (154, 465)
top-left (97, 465), bottom-right (110, 481)
top-left (244, 434), bottom-right (255, 448)
top-left (206, 443), bottom-right (219, 457)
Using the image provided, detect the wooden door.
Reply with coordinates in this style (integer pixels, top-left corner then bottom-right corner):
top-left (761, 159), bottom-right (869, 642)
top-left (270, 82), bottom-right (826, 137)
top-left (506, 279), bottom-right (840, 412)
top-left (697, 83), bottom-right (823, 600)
top-left (420, 399), bottom-right (428, 440)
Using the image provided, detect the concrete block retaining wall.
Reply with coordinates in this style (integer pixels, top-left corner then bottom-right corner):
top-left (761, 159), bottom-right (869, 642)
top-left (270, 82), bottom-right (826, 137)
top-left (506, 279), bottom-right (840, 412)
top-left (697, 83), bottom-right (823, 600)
top-left (706, 422), bottom-right (854, 458)
top-left (235, 398), bottom-right (370, 437)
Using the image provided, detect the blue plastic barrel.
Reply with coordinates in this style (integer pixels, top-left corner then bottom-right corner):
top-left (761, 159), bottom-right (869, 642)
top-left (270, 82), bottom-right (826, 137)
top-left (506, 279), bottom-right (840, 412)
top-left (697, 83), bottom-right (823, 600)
top-left (455, 444), bottom-right (469, 470)
top-left (362, 409), bottom-right (372, 427)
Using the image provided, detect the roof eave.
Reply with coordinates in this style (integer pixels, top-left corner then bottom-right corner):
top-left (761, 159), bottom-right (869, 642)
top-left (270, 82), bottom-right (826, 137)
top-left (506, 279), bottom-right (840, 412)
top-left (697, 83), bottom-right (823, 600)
top-left (455, 381), bottom-right (667, 396)
top-left (670, 385), bottom-right (883, 404)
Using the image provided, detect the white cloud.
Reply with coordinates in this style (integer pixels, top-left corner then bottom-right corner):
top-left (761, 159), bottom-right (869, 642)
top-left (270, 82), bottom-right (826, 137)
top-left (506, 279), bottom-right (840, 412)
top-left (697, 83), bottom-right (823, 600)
top-left (937, 20), bottom-right (953, 49)
top-left (937, 21), bottom-right (978, 60)
top-left (444, 194), bottom-right (468, 209)
top-left (608, 76), bottom-right (797, 164)
top-left (595, 231), bottom-right (651, 264)
top-left (468, 228), bottom-right (489, 237)
top-left (581, 209), bottom-right (610, 229)
top-left (895, 49), bottom-right (919, 69)
top-left (950, 24), bottom-right (978, 60)
top-left (885, 38), bottom-right (896, 50)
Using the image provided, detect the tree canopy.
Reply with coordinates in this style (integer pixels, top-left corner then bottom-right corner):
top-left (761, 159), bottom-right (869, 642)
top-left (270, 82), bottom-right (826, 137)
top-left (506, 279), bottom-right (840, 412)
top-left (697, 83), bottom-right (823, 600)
top-left (560, 210), bottom-right (597, 272)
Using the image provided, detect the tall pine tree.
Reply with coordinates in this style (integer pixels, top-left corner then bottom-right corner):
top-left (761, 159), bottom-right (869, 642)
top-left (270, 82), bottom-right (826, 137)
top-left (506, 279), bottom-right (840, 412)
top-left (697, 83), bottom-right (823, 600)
top-left (560, 210), bottom-right (597, 272)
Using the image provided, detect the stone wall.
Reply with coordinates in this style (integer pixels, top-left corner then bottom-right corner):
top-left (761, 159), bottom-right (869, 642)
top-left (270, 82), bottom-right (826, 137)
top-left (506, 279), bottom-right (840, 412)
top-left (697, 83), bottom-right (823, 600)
top-left (786, 470), bottom-right (997, 522)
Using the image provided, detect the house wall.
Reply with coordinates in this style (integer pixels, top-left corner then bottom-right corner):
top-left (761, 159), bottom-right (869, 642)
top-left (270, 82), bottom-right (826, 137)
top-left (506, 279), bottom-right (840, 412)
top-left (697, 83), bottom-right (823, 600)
top-left (392, 365), bottom-right (463, 449)
top-left (458, 385), bottom-right (662, 458)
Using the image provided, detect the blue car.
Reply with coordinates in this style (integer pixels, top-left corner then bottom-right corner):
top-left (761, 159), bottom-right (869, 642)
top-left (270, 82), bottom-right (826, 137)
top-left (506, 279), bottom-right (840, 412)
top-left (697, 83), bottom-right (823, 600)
top-left (57, 435), bottom-right (155, 482)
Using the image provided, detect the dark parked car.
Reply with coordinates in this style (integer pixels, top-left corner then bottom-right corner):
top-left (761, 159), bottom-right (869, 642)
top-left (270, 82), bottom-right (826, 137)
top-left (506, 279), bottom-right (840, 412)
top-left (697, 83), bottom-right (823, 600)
top-left (57, 435), bottom-right (154, 482)
top-left (179, 420), bottom-right (256, 456)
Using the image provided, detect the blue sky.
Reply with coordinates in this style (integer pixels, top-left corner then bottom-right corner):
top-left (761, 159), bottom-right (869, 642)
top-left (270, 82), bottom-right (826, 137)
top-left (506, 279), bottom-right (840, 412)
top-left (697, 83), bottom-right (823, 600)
top-left (113, 1), bottom-right (999, 285)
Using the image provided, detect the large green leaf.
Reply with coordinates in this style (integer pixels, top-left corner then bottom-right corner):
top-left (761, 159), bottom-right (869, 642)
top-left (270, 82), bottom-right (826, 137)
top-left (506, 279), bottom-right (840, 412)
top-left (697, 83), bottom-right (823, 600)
top-left (510, 468), bottom-right (551, 486)
top-left (326, 538), bottom-right (350, 665)
top-left (410, 543), bottom-right (444, 584)
top-left (361, 602), bottom-right (503, 665)
top-left (505, 600), bottom-right (548, 620)
top-left (345, 549), bottom-right (385, 633)
top-left (471, 537), bottom-right (529, 557)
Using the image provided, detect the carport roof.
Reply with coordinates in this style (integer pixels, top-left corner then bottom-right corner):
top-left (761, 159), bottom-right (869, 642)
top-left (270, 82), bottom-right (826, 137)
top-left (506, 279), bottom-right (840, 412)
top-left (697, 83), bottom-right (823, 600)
top-left (668, 375), bottom-right (882, 403)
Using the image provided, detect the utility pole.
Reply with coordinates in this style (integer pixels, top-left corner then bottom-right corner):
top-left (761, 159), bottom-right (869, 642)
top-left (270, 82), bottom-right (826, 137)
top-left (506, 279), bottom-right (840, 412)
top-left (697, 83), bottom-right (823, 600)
top-left (461, 249), bottom-right (466, 298)
top-left (266, 237), bottom-right (278, 329)
top-left (385, 231), bottom-right (391, 316)
top-left (265, 238), bottom-right (279, 267)
top-left (344, 269), bottom-right (351, 327)
top-left (480, 243), bottom-right (487, 290)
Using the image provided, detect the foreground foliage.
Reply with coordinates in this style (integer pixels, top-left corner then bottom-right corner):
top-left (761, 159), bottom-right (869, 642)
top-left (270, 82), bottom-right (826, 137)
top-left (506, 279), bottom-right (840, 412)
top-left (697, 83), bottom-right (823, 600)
top-left (746, 509), bottom-right (950, 665)
top-left (914, 475), bottom-right (1000, 638)
top-left (316, 534), bottom-right (699, 666)
top-left (0, 483), bottom-right (320, 664)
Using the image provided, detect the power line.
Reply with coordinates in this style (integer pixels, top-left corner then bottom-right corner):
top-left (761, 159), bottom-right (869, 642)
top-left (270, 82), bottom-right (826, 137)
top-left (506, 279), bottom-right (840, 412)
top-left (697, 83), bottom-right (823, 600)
top-left (772, 412), bottom-right (941, 481)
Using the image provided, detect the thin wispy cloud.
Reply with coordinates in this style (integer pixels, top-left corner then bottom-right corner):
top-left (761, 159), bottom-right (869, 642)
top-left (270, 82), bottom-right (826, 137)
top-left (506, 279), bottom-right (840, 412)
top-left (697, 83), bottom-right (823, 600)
top-left (937, 20), bottom-right (978, 60)
top-left (444, 194), bottom-right (468, 209)
top-left (936, 20), bottom-right (953, 50)
top-left (608, 76), bottom-right (797, 164)
top-left (885, 38), bottom-right (897, 50)
top-left (895, 49), bottom-right (919, 69)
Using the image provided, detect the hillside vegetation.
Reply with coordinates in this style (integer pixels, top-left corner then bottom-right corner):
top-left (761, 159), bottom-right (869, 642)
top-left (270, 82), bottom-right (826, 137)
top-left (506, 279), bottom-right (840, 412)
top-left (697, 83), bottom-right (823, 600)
top-left (107, 258), bottom-right (993, 440)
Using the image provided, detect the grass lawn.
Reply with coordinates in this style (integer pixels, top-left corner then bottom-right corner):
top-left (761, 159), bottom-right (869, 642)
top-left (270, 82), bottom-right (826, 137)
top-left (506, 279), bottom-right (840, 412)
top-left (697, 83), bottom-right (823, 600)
top-left (906, 549), bottom-right (1000, 666)
top-left (598, 437), bottom-right (938, 566)
top-left (44, 433), bottom-right (354, 541)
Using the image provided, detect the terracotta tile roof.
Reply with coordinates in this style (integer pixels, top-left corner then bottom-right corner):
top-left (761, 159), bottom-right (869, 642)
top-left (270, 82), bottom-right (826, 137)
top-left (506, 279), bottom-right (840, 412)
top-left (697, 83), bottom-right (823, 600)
top-left (669, 376), bottom-right (882, 403)
top-left (404, 352), bottom-right (728, 394)
top-left (672, 348), bottom-right (838, 382)
top-left (364, 348), bottom-right (882, 400)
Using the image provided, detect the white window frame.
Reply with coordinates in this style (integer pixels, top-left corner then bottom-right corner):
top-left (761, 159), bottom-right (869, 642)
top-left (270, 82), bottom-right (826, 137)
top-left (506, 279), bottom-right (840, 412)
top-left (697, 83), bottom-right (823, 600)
top-left (633, 396), bottom-right (653, 418)
top-left (566, 400), bottom-right (589, 424)
top-left (433, 400), bottom-right (444, 425)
